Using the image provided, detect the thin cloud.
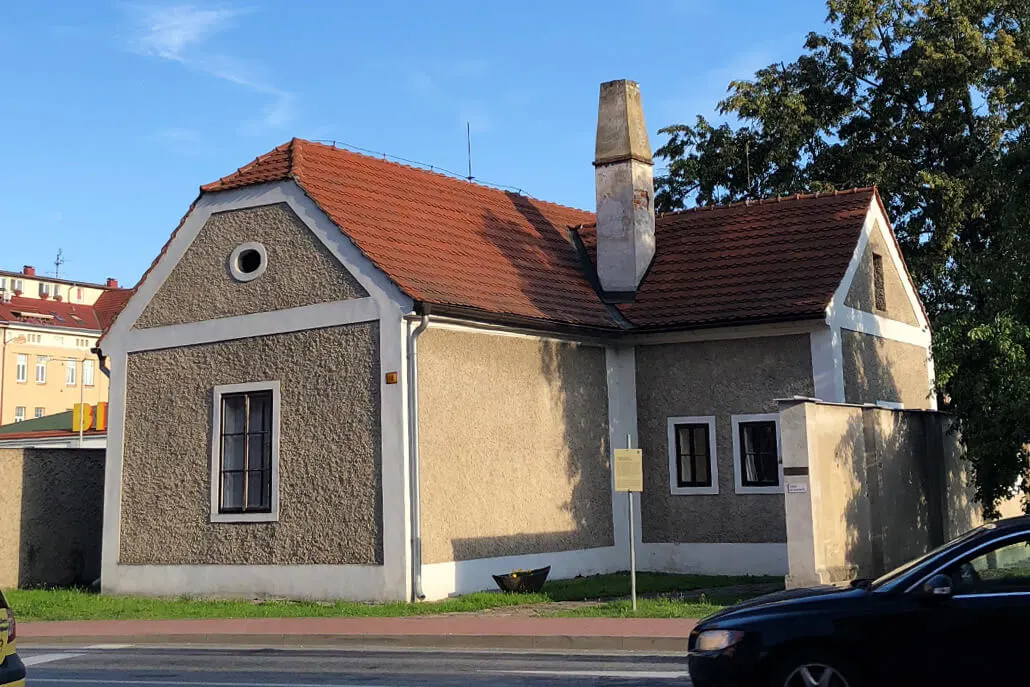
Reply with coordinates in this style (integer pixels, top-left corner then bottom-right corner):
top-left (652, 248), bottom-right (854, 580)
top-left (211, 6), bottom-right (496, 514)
top-left (123, 4), bottom-right (295, 134)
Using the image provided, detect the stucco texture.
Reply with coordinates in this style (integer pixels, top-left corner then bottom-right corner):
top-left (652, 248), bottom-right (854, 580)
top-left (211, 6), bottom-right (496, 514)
top-left (118, 323), bottom-right (383, 566)
top-left (135, 203), bottom-right (368, 329)
top-left (0, 448), bottom-right (105, 588)
top-left (844, 223), bottom-right (920, 325)
top-left (417, 328), bottom-right (613, 564)
top-left (636, 335), bottom-right (814, 544)
top-left (842, 329), bottom-right (932, 409)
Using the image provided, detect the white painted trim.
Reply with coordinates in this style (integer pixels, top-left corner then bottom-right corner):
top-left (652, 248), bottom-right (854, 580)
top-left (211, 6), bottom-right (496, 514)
top-left (121, 298), bottom-right (379, 353)
top-left (625, 319), bottom-right (822, 345)
top-left (926, 350), bottom-right (939, 411)
top-left (209, 381), bottom-right (282, 524)
top-left (666, 416), bottom-right (718, 495)
top-left (731, 413), bottom-right (783, 495)
top-left (637, 542), bottom-right (788, 576)
top-left (228, 241), bottom-right (268, 282)
top-left (100, 349), bottom-right (128, 592)
top-left (421, 317), bottom-right (607, 346)
top-left (875, 400), bottom-right (904, 410)
top-left (380, 309), bottom-right (411, 601)
top-left (605, 345), bottom-right (639, 564)
top-left (103, 563), bottom-right (399, 601)
top-left (809, 327), bottom-right (844, 403)
top-left (836, 307), bottom-right (931, 348)
top-left (421, 546), bottom-right (620, 600)
top-left (102, 180), bottom-right (413, 348)
top-left (0, 435), bottom-right (106, 449)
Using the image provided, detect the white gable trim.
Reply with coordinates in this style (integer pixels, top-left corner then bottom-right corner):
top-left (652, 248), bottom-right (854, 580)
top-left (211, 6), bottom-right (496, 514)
top-left (828, 196), bottom-right (930, 331)
top-left (103, 180), bottom-right (413, 349)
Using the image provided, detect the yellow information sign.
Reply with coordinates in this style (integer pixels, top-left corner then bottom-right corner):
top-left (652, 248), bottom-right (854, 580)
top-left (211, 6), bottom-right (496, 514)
top-left (613, 448), bottom-right (643, 492)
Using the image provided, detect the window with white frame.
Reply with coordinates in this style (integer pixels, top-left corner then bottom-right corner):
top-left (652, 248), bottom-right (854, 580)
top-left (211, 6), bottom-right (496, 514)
top-left (12, 279), bottom-right (23, 293)
top-left (34, 407), bottom-right (45, 419)
top-left (667, 416), bottom-right (718, 495)
top-left (210, 382), bottom-right (281, 522)
top-left (83, 359), bottom-right (95, 386)
top-left (27, 333), bottom-right (41, 344)
top-left (15, 354), bottom-right (27, 383)
top-left (35, 355), bottom-right (47, 383)
top-left (13, 407), bottom-right (25, 422)
top-left (732, 413), bottom-right (783, 494)
top-left (65, 359), bottom-right (76, 386)
top-left (38, 282), bottom-right (52, 297)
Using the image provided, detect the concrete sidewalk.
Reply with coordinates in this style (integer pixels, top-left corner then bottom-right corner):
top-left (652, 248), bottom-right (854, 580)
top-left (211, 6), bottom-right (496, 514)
top-left (18, 615), bottom-right (698, 652)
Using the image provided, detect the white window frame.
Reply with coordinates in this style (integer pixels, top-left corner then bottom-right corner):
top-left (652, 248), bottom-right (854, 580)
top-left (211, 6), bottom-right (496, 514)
top-left (731, 413), bottom-right (783, 495)
top-left (35, 356), bottom-right (47, 384)
top-left (15, 354), bottom-right (27, 383)
top-left (209, 380), bottom-right (281, 523)
top-left (667, 415), bottom-right (719, 495)
top-left (12, 279), bottom-right (23, 293)
top-left (83, 359), bottom-right (95, 387)
top-left (33, 407), bottom-right (45, 419)
top-left (13, 407), bottom-right (25, 422)
top-left (65, 359), bottom-right (76, 386)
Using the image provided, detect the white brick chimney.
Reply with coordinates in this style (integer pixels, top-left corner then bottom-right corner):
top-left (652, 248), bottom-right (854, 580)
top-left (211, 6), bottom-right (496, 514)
top-left (593, 79), bottom-right (655, 297)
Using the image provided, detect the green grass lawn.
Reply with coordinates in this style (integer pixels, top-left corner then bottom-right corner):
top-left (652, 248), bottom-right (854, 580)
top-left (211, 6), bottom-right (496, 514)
top-left (5, 571), bottom-right (778, 622)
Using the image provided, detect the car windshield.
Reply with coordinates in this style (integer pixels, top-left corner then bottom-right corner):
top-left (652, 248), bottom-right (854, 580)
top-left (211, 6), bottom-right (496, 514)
top-left (870, 525), bottom-right (989, 590)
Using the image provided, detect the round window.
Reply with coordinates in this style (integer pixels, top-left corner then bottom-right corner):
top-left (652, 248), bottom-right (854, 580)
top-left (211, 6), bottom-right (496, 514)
top-left (229, 242), bottom-right (268, 282)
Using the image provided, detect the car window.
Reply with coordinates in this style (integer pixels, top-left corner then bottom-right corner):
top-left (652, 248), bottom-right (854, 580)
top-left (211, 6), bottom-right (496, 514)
top-left (871, 526), bottom-right (987, 589)
top-left (947, 536), bottom-right (1030, 595)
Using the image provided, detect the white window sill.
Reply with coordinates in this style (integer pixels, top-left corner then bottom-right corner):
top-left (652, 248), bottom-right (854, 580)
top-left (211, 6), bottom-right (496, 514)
top-left (671, 484), bottom-right (719, 496)
top-left (210, 511), bottom-right (279, 524)
top-left (735, 484), bottom-right (784, 495)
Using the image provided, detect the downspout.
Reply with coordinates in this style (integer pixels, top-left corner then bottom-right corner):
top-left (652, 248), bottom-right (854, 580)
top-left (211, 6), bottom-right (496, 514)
top-left (0, 328), bottom-right (7, 423)
top-left (407, 307), bottom-right (430, 601)
top-left (90, 347), bottom-right (110, 379)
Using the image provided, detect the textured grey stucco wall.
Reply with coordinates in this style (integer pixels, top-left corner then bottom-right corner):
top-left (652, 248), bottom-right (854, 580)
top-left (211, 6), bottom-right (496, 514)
top-left (636, 335), bottom-right (814, 544)
top-left (0, 448), bottom-right (105, 588)
top-left (842, 330), bottom-right (932, 409)
top-left (136, 203), bottom-right (368, 329)
top-left (119, 323), bottom-right (383, 565)
top-left (844, 224), bottom-right (920, 326)
top-left (417, 328), bottom-right (613, 564)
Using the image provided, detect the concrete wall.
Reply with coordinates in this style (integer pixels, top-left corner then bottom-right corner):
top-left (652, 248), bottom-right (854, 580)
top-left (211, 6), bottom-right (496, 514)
top-left (0, 448), bottom-right (105, 588)
top-left (844, 222), bottom-right (920, 326)
top-left (118, 323), bottom-right (383, 566)
top-left (417, 328), bottom-right (613, 564)
top-left (135, 203), bottom-right (368, 328)
top-left (842, 330), bottom-right (933, 409)
top-left (781, 400), bottom-right (1001, 587)
top-left (635, 335), bottom-right (814, 544)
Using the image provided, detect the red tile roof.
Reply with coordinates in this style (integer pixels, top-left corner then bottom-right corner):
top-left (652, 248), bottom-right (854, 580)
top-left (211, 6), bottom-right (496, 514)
top-left (92, 289), bottom-right (133, 331)
top-left (0, 428), bottom-right (105, 441)
top-left (578, 188), bottom-right (876, 328)
top-left (0, 295), bottom-right (105, 331)
top-left (113, 139), bottom-right (883, 335)
top-left (203, 140), bottom-right (615, 328)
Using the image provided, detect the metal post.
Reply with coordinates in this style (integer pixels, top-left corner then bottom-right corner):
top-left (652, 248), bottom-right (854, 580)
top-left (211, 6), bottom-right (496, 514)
top-left (78, 357), bottom-right (84, 448)
top-left (627, 433), bottom-right (637, 612)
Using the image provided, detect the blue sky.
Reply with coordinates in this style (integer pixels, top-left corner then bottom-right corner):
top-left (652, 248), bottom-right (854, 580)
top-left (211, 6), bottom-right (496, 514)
top-left (0, 1), bottom-right (827, 286)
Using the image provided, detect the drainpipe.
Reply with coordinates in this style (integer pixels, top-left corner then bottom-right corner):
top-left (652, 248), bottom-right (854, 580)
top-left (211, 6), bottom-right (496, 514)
top-left (407, 307), bottom-right (431, 601)
top-left (90, 347), bottom-right (110, 379)
top-left (0, 328), bottom-right (6, 423)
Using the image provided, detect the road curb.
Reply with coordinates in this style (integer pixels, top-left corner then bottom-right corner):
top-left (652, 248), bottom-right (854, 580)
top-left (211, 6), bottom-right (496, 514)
top-left (19, 633), bottom-right (689, 653)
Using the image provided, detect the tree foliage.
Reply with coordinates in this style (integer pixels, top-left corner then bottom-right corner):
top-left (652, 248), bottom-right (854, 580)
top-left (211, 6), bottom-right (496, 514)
top-left (655, 0), bottom-right (1030, 515)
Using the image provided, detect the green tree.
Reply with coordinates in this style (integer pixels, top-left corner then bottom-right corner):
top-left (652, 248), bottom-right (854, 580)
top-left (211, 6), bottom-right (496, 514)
top-left (655, 0), bottom-right (1030, 515)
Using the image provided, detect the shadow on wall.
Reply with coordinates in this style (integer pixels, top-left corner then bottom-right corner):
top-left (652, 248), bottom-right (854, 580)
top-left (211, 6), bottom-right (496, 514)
top-left (19, 449), bottom-right (105, 587)
top-left (453, 195), bottom-right (613, 560)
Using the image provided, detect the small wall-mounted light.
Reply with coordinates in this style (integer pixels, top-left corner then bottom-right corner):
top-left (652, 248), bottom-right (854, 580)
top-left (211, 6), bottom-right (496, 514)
top-left (385, 371), bottom-right (399, 385)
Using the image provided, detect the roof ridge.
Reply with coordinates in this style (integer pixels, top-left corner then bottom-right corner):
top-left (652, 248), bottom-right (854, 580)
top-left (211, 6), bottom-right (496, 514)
top-left (292, 139), bottom-right (594, 217)
top-left (657, 186), bottom-right (877, 218)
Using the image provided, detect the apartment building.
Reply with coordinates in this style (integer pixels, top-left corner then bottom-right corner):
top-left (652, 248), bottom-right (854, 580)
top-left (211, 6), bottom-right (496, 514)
top-left (0, 265), bottom-right (130, 425)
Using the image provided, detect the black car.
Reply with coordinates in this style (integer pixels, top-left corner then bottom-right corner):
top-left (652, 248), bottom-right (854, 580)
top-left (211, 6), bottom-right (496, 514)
top-left (688, 516), bottom-right (1030, 686)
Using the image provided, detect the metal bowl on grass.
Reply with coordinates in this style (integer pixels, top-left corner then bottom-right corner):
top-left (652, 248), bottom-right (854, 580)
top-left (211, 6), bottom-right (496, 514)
top-left (492, 566), bottom-right (551, 594)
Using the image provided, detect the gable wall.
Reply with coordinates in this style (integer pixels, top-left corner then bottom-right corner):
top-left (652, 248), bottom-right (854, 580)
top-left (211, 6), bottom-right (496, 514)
top-left (135, 203), bottom-right (368, 329)
top-left (844, 221), bottom-right (919, 326)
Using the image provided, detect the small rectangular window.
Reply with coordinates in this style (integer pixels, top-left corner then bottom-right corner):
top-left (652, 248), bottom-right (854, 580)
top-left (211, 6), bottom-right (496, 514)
top-left (15, 354), bottom-right (27, 383)
top-left (873, 253), bottom-right (887, 311)
top-left (83, 359), bottom-right (95, 387)
top-left (738, 421), bottom-right (779, 488)
top-left (35, 355), bottom-right (47, 384)
top-left (14, 407), bottom-right (25, 422)
top-left (34, 407), bottom-right (45, 419)
top-left (0, 278), bottom-right (5, 291)
top-left (219, 390), bottom-right (274, 514)
top-left (65, 359), bottom-right (76, 386)
top-left (675, 423), bottom-right (713, 488)
top-left (12, 279), bottom-right (23, 293)
top-left (38, 283), bottom-right (51, 297)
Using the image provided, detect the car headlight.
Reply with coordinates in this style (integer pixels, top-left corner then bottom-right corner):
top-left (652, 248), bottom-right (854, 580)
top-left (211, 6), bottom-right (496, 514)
top-left (694, 629), bottom-right (746, 652)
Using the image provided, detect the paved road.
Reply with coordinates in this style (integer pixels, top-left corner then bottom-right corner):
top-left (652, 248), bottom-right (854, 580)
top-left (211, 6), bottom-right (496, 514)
top-left (19, 646), bottom-right (692, 686)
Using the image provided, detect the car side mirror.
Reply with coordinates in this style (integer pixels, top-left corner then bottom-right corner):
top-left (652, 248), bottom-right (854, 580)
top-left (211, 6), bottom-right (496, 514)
top-left (921, 573), bottom-right (953, 599)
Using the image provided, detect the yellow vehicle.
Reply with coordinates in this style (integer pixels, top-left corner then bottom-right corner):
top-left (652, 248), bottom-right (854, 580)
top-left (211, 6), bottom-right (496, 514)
top-left (0, 591), bottom-right (24, 687)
